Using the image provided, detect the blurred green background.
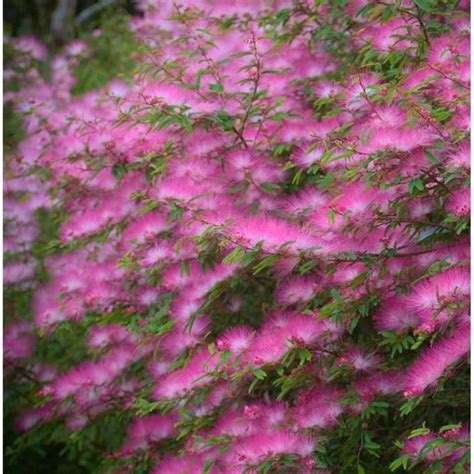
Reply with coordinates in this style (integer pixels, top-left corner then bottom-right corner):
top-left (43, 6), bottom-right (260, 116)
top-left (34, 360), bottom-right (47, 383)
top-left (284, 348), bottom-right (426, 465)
top-left (4, 0), bottom-right (136, 43)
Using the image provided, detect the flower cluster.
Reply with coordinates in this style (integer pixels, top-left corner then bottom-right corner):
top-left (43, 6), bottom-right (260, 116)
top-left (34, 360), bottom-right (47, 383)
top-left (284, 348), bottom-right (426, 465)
top-left (4, 0), bottom-right (470, 472)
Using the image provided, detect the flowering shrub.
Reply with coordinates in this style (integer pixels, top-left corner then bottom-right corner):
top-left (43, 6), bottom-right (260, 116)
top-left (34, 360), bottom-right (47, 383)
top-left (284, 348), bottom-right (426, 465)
top-left (4, 1), bottom-right (470, 472)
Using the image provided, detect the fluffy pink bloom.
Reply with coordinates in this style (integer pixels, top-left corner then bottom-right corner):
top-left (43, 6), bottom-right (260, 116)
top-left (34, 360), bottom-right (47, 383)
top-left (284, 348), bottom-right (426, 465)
top-left (151, 454), bottom-right (210, 474)
top-left (120, 414), bottom-right (176, 455)
top-left (284, 188), bottom-right (329, 215)
top-left (336, 346), bottom-right (382, 372)
top-left (153, 348), bottom-right (219, 399)
top-left (405, 267), bottom-right (470, 316)
top-left (403, 321), bottom-right (470, 397)
top-left (292, 386), bottom-right (343, 429)
top-left (4, 321), bottom-right (34, 360)
top-left (227, 215), bottom-right (320, 253)
top-left (291, 143), bottom-right (325, 168)
top-left (216, 326), bottom-right (255, 354)
top-left (87, 325), bottom-right (136, 349)
top-left (230, 430), bottom-right (314, 465)
top-left (15, 405), bottom-right (53, 431)
top-left (354, 372), bottom-right (402, 401)
top-left (447, 141), bottom-right (470, 169)
top-left (374, 297), bottom-right (421, 333)
top-left (4, 261), bottom-right (36, 285)
top-left (445, 188), bottom-right (470, 216)
top-left (121, 213), bottom-right (171, 245)
top-left (357, 127), bottom-right (434, 153)
top-left (275, 276), bottom-right (319, 305)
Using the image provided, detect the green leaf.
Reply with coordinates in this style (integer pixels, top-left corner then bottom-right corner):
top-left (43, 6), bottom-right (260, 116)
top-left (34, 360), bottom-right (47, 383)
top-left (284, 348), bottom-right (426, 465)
top-left (112, 163), bottom-right (127, 180)
top-left (202, 459), bottom-right (214, 474)
top-left (414, 0), bottom-right (435, 12)
top-left (389, 454), bottom-right (410, 471)
top-left (408, 178), bottom-right (424, 194)
top-left (408, 427), bottom-right (431, 439)
top-left (209, 83), bottom-right (224, 94)
top-left (253, 255), bottom-right (279, 275)
top-left (260, 182), bottom-right (280, 195)
top-left (356, 4), bottom-right (376, 17)
top-left (254, 368), bottom-right (267, 380)
top-left (222, 246), bottom-right (246, 264)
top-left (440, 423), bottom-right (462, 433)
top-left (194, 68), bottom-right (212, 89)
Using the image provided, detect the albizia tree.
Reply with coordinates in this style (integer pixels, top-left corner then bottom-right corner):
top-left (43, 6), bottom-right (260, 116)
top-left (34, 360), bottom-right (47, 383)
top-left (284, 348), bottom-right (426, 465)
top-left (3, 0), bottom-right (470, 472)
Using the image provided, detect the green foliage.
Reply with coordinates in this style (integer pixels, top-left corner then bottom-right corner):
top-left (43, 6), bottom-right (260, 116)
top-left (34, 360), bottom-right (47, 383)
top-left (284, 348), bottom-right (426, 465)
top-left (72, 13), bottom-right (139, 95)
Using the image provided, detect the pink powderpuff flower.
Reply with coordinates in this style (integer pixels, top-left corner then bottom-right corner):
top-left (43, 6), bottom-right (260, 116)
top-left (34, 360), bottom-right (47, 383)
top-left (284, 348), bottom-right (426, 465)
top-left (264, 311), bottom-right (331, 347)
top-left (245, 330), bottom-right (288, 367)
top-left (447, 141), bottom-right (470, 169)
top-left (402, 433), bottom-right (440, 462)
top-left (134, 286), bottom-right (162, 307)
top-left (87, 324), bottom-right (136, 349)
top-left (357, 127), bottom-right (434, 154)
top-left (333, 182), bottom-right (388, 219)
top-left (354, 372), bottom-right (402, 402)
top-left (160, 315), bottom-right (209, 357)
top-left (292, 386), bottom-right (343, 429)
top-left (15, 405), bottom-right (53, 431)
top-left (330, 262), bottom-right (367, 284)
top-left (272, 255), bottom-right (300, 277)
top-left (405, 266), bottom-right (470, 315)
top-left (189, 381), bottom-right (235, 417)
top-left (403, 320), bottom-right (470, 398)
top-left (275, 275), bottom-right (319, 305)
top-left (4, 261), bottom-right (36, 285)
top-left (168, 156), bottom-right (221, 182)
top-left (30, 363), bottom-right (58, 383)
top-left (153, 176), bottom-right (215, 204)
top-left (153, 348), bottom-right (219, 399)
top-left (445, 188), bottom-right (470, 216)
top-left (252, 402), bottom-right (287, 430)
top-left (313, 80), bottom-right (342, 99)
top-left (169, 293), bottom-right (205, 323)
top-left (210, 407), bottom-right (260, 438)
top-left (356, 18), bottom-right (417, 53)
top-left (342, 72), bottom-right (380, 111)
top-left (12, 36), bottom-right (47, 61)
top-left (121, 212), bottom-right (171, 245)
top-left (336, 346), bottom-right (382, 372)
top-left (139, 242), bottom-right (174, 267)
top-left (120, 414), bottom-right (176, 455)
top-left (227, 215), bottom-right (320, 253)
top-left (229, 430), bottom-right (314, 466)
top-left (184, 130), bottom-right (225, 157)
top-left (216, 326), bottom-right (255, 355)
top-left (374, 297), bottom-right (421, 333)
top-left (4, 320), bottom-right (34, 361)
top-left (364, 105), bottom-right (407, 129)
top-left (151, 454), bottom-right (211, 474)
top-left (283, 187), bottom-right (329, 216)
top-left (291, 142), bottom-right (325, 168)
top-left (147, 357), bottom-right (173, 379)
top-left (428, 36), bottom-right (458, 67)
top-left (161, 261), bottom-right (203, 290)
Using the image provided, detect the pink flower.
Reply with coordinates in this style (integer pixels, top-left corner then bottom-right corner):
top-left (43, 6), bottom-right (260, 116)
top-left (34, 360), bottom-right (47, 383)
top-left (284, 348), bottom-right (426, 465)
top-left (445, 188), bottom-right (470, 216)
top-left (216, 326), bottom-right (255, 354)
top-left (120, 414), bottom-right (176, 455)
top-left (275, 276), bottom-right (319, 305)
top-left (403, 321), bottom-right (470, 397)
top-left (227, 215), bottom-right (320, 253)
top-left (405, 267), bottom-right (470, 315)
top-left (293, 386), bottom-right (343, 429)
